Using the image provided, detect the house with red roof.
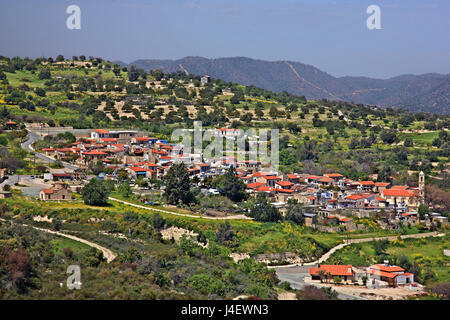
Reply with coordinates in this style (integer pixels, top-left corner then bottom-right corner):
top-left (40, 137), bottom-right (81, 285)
top-left (81, 150), bottom-right (108, 165)
top-left (42, 147), bottom-right (56, 157)
top-left (101, 138), bottom-right (117, 144)
top-left (310, 265), bottom-right (356, 283)
top-left (374, 182), bottom-right (390, 193)
top-left (286, 174), bottom-right (301, 184)
top-left (382, 188), bottom-right (420, 210)
top-left (318, 176), bottom-right (334, 186)
top-left (305, 175), bottom-right (321, 185)
top-left (358, 181), bottom-right (375, 191)
top-left (39, 182), bottom-right (72, 201)
top-left (91, 129), bottom-right (110, 139)
top-left (275, 180), bottom-right (294, 190)
top-left (260, 175), bottom-right (281, 188)
top-left (255, 185), bottom-right (273, 194)
top-left (5, 121), bottom-right (17, 128)
top-left (367, 263), bottom-right (414, 287)
top-left (214, 128), bottom-right (240, 138)
top-left (246, 182), bottom-right (265, 191)
top-left (132, 137), bottom-right (152, 145)
top-left (324, 173), bottom-right (343, 181)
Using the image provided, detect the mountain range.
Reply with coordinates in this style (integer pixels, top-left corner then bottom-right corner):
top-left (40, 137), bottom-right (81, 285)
top-left (115, 56), bottom-right (450, 114)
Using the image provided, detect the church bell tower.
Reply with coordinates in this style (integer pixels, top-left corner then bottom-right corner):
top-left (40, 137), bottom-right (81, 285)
top-left (418, 171), bottom-right (425, 204)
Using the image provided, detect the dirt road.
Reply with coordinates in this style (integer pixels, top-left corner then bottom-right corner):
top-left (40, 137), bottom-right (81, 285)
top-left (109, 197), bottom-right (251, 220)
top-left (0, 218), bottom-right (116, 263)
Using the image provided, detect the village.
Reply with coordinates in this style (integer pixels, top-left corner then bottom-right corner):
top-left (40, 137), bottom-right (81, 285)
top-left (23, 126), bottom-right (447, 231)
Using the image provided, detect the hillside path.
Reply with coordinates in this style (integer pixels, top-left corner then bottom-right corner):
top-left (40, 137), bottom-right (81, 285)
top-left (0, 218), bottom-right (116, 263)
top-left (109, 197), bottom-right (251, 220)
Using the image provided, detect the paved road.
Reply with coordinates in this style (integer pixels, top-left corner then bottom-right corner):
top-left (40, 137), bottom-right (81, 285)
top-left (0, 175), bottom-right (52, 198)
top-left (109, 197), bottom-right (252, 220)
top-left (21, 129), bottom-right (79, 170)
top-left (0, 218), bottom-right (116, 263)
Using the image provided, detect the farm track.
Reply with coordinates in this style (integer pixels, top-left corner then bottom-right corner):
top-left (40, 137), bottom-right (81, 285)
top-left (109, 197), bottom-right (252, 220)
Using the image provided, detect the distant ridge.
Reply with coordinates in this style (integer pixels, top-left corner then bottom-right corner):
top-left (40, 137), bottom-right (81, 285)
top-left (115, 57), bottom-right (450, 114)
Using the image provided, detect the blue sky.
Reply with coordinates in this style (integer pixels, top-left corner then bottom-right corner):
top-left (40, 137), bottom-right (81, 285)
top-left (0, 0), bottom-right (449, 78)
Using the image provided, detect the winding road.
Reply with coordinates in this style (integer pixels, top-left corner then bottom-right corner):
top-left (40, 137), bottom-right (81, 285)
top-left (21, 129), bottom-right (79, 170)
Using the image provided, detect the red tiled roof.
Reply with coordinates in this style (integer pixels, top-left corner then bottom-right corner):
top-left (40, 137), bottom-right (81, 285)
top-left (57, 148), bottom-right (74, 153)
top-left (101, 138), bottom-right (117, 142)
top-left (129, 166), bottom-right (146, 172)
top-left (372, 265), bottom-right (404, 272)
top-left (358, 181), bottom-right (375, 186)
top-left (83, 150), bottom-right (107, 155)
top-left (263, 176), bottom-right (281, 180)
top-left (310, 265), bottom-right (353, 277)
top-left (345, 194), bottom-right (364, 200)
top-left (368, 269), bottom-right (398, 279)
top-left (276, 181), bottom-right (294, 187)
top-left (287, 174), bottom-right (299, 179)
top-left (247, 182), bottom-right (265, 189)
top-left (318, 177), bottom-right (333, 182)
top-left (383, 189), bottom-right (415, 197)
top-left (135, 162), bottom-right (158, 167)
top-left (217, 128), bottom-right (238, 131)
top-left (390, 185), bottom-right (409, 190)
top-left (93, 129), bottom-right (109, 134)
top-left (307, 175), bottom-right (320, 180)
top-left (375, 182), bottom-right (390, 187)
top-left (256, 186), bottom-right (272, 192)
top-left (325, 173), bottom-right (343, 178)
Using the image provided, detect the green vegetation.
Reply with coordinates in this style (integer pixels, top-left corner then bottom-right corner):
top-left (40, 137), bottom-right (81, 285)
top-left (0, 198), bottom-right (278, 299)
top-left (325, 234), bottom-right (450, 285)
top-left (81, 179), bottom-right (110, 206)
top-left (0, 55), bottom-right (449, 299)
top-left (163, 163), bottom-right (195, 205)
